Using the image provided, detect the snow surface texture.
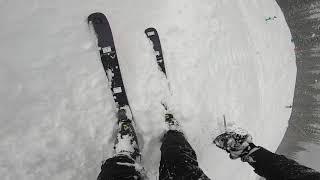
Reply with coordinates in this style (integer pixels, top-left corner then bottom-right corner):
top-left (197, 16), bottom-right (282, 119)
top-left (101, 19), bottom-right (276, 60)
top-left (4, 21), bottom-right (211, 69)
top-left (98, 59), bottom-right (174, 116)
top-left (0, 0), bottom-right (296, 179)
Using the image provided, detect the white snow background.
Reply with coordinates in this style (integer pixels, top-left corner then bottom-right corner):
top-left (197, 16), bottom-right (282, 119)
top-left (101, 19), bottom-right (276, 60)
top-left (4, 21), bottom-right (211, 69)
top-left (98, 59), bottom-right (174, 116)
top-left (0, 0), bottom-right (296, 179)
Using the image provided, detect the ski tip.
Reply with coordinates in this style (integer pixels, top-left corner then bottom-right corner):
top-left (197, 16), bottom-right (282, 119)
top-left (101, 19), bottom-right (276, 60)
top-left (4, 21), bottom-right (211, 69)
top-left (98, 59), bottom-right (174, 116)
top-left (87, 12), bottom-right (107, 24)
top-left (145, 27), bottom-right (158, 37)
top-left (145, 27), bottom-right (156, 32)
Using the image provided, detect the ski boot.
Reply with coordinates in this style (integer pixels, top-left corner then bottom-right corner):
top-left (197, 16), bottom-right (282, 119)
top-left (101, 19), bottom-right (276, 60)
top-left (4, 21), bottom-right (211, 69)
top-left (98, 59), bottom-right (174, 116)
top-left (165, 113), bottom-right (180, 131)
top-left (114, 109), bottom-right (140, 160)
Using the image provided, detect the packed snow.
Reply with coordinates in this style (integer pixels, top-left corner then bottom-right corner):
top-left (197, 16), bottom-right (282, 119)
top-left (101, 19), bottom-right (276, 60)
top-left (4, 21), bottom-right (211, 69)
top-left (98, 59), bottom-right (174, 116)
top-left (114, 134), bottom-right (137, 157)
top-left (0, 0), bottom-right (296, 179)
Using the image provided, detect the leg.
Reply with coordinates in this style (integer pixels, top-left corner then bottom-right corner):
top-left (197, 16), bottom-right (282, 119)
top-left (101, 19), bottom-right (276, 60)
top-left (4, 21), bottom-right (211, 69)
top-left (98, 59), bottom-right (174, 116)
top-left (97, 155), bottom-right (142, 180)
top-left (159, 130), bottom-right (210, 180)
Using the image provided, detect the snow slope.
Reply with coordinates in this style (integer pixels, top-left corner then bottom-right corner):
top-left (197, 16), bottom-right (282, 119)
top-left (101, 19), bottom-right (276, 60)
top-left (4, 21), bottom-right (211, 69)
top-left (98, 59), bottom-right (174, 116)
top-left (0, 0), bottom-right (295, 179)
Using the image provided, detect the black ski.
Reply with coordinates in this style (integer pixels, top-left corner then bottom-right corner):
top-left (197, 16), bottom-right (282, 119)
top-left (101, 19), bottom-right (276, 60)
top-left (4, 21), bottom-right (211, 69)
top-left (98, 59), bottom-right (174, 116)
top-left (88, 12), bottom-right (140, 159)
top-left (145, 27), bottom-right (178, 127)
top-left (145, 27), bottom-right (167, 76)
top-left (88, 12), bottom-right (130, 109)
top-left (145, 27), bottom-right (169, 108)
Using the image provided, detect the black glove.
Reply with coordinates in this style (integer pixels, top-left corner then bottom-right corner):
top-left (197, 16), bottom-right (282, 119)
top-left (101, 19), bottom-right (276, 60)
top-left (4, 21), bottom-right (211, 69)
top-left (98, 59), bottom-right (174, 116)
top-left (213, 131), bottom-right (259, 162)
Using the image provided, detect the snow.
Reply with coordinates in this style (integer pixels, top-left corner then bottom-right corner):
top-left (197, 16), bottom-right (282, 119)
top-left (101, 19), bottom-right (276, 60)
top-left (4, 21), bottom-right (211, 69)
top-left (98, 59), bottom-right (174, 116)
top-left (0, 0), bottom-right (295, 180)
top-left (114, 134), bottom-right (137, 156)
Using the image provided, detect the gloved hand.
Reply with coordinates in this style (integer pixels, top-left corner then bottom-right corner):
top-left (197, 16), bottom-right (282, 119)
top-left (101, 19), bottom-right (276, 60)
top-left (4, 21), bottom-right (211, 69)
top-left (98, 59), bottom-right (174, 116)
top-left (213, 130), bottom-right (259, 162)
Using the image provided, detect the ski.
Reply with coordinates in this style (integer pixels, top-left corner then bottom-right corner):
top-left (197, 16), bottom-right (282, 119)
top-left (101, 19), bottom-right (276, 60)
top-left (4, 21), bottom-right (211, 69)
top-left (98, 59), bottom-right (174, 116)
top-left (145, 27), bottom-right (179, 129)
top-left (88, 12), bottom-right (140, 159)
top-left (145, 28), bottom-right (167, 76)
top-left (145, 27), bottom-right (169, 107)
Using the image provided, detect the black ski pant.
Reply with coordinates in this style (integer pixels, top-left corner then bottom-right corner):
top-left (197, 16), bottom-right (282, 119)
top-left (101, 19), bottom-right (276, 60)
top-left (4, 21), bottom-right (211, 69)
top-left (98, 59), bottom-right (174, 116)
top-left (97, 130), bottom-right (210, 180)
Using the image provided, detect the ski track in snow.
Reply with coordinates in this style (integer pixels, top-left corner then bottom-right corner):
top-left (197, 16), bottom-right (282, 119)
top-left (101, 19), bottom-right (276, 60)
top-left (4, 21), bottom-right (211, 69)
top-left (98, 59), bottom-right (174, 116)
top-left (0, 0), bottom-right (296, 179)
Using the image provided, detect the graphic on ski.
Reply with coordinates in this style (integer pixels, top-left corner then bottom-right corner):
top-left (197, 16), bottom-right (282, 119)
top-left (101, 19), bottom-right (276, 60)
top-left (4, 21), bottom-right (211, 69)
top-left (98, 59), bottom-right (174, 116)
top-left (145, 27), bottom-right (166, 76)
top-left (88, 12), bottom-right (140, 159)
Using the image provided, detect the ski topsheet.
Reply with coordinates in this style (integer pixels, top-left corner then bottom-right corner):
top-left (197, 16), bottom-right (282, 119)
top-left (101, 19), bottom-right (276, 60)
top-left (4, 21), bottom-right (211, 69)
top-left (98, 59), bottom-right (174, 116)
top-left (145, 27), bottom-right (179, 130)
top-left (145, 27), bottom-right (170, 109)
top-left (88, 12), bottom-right (140, 159)
top-left (145, 27), bottom-right (167, 76)
top-left (88, 12), bottom-right (131, 112)
top-left (145, 27), bottom-right (171, 97)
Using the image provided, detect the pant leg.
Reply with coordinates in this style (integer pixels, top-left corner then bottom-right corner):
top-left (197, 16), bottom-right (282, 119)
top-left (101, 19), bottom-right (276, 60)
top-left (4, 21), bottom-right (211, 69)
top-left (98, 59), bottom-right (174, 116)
top-left (159, 130), bottom-right (211, 180)
top-left (97, 155), bottom-right (142, 180)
